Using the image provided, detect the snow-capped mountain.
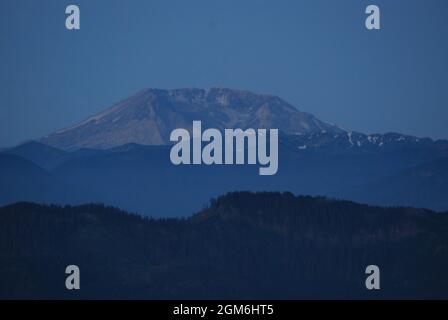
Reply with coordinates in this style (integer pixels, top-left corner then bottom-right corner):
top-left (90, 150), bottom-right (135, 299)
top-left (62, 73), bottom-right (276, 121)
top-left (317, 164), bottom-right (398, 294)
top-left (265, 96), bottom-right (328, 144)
top-left (40, 88), bottom-right (343, 151)
top-left (282, 131), bottom-right (448, 153)
top-left (3, 86), bottom-right (448, 214)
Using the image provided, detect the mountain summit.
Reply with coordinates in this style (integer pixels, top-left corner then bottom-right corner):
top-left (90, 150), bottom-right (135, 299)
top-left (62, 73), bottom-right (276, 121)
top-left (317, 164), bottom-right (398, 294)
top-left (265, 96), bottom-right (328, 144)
top-left (40, 88), bottom-right (342, 151)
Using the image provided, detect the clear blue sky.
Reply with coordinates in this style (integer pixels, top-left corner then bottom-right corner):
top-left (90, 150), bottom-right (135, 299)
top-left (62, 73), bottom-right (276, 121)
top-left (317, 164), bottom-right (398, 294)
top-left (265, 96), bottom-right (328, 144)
top-left (1, 0), bottom-right (447, 147)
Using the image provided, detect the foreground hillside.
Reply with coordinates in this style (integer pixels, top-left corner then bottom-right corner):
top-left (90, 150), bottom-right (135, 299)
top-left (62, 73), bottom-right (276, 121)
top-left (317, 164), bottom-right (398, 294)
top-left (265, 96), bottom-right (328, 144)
top-left (1, 192), bottom-right (448, 299)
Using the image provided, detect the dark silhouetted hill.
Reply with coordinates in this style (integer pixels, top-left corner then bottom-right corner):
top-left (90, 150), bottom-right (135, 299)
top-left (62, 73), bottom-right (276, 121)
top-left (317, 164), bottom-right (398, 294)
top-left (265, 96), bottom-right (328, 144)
top-left (1, 192), bottom-right (447, 299)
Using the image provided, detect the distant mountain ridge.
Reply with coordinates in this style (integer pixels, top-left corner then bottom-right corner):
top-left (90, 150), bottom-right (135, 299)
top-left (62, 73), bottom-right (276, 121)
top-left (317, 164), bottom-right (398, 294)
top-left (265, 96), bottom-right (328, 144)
top-left (2, 139), bottom-right (448, 215)
top-left (282, 130), bottom-right (448, 153)
top-left (40, 88), bottom-right (343, 151)
top-left (2, 88), bottom-right (448, 215)
top-left (39, 87), bottom-right (448, 154)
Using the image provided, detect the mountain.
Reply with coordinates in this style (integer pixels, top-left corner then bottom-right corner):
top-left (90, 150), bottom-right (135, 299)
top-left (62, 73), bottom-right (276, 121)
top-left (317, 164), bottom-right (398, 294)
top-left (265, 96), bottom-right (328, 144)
top-left (1, 192), bottom-right (448, 299)
top-left (38, 86), bottom-right (448, 158)
top-left (40, 88), bottom-right (343, 151)
top-left (0, 153), bottom-right (84, 205)
top-left (282, 131), bottom-right (448, 154)
top-left (4, 141), bottom-right (111, 170)
top-left (4, 141), bottom-right (68, 170)
top-left (1, 87), bottom-right (447, 214)
top-left (0, 140), bottom-right (425, 216)
top-left (345, 157), bottom-right (448, 211)
top-left (2, 134), bottom-right (448, 216)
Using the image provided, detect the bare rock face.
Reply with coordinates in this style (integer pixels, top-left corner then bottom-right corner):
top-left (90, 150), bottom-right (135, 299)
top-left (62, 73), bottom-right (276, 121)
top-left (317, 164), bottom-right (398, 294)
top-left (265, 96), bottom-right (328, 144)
top-left (40, 88), bottom-right (342, 151)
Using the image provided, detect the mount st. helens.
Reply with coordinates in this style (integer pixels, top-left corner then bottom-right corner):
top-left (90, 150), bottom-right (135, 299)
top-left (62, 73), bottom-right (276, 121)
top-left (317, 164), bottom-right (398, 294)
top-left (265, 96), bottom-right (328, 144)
top-left (1, 88), bottom-right (448, 215)
top-left (40, 88), bottom-right (343, 151)
top-left (39, 87), bottom-right (448, 154)
top-left (2, 89), bottom-right (447, 299)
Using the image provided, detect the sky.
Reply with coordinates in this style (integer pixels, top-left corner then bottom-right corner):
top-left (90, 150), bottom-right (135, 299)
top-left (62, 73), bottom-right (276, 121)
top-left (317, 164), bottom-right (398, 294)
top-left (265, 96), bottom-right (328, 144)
top-left (0, 0), bottom-right (447, 147)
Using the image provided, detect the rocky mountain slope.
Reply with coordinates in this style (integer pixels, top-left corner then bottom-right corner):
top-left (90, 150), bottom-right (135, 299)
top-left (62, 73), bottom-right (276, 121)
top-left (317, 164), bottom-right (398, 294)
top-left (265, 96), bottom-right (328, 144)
top-left (40, 88), bottom-right (342, 150)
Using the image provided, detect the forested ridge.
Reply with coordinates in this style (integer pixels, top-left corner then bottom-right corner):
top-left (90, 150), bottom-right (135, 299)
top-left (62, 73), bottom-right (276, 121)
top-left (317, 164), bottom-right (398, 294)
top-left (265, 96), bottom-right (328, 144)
top-left (1, 192), bottom-right (448, 299)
